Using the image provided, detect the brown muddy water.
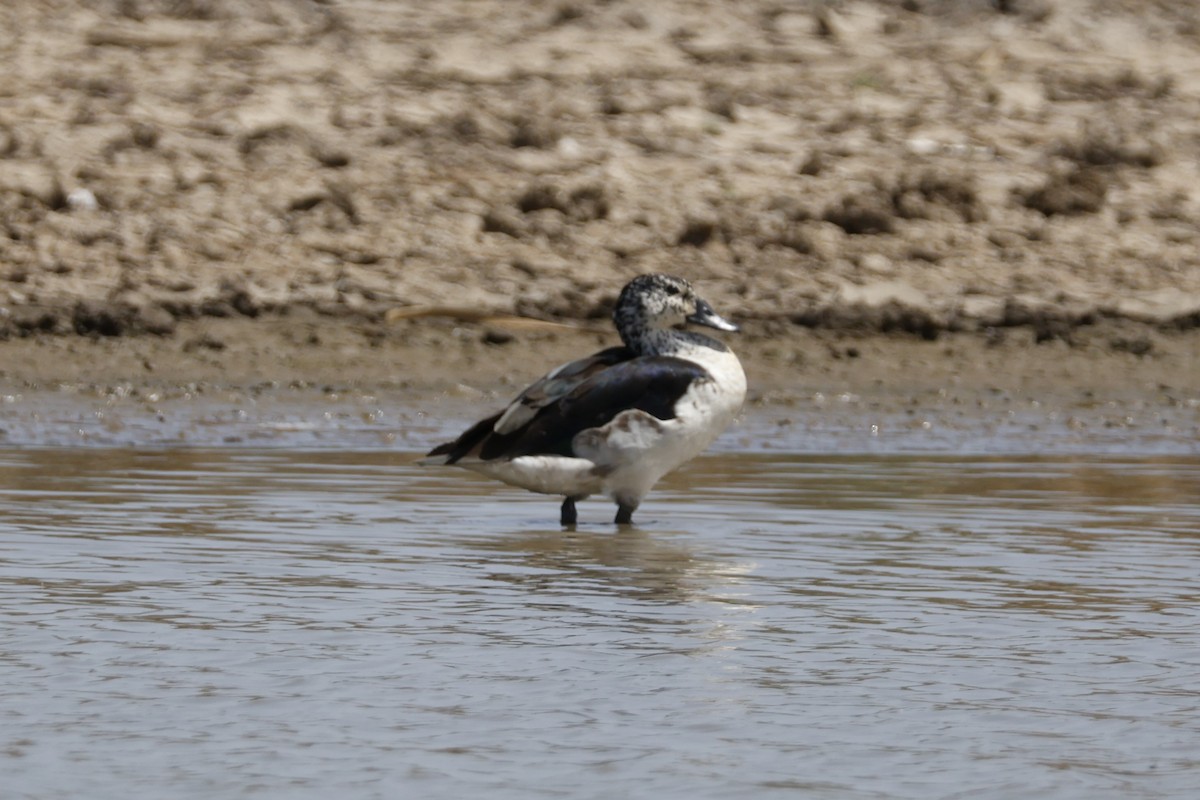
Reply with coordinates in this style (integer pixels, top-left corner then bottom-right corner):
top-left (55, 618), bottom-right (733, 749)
top-left (2, 414), bottom-right (1199, 800)
top-left (2, 388), bottom-right (1200, 800)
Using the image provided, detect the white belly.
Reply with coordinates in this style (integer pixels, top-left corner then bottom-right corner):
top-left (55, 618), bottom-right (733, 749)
top-left (465, 456), bottom-right (606, 497)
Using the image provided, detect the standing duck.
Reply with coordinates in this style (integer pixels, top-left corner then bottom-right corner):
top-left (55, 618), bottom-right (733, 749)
top-left (419, 274), bottom-right (746, 526)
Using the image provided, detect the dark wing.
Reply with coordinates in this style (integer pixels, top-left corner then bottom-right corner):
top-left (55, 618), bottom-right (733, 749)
top-left (480, 356), bottom-right (707, 460)
top-left (423, 346), bottom-right (631, 464)
top-left (425, 356), bottom-right (707, 463)
top-left (492, 345), bottom-right (633, 435)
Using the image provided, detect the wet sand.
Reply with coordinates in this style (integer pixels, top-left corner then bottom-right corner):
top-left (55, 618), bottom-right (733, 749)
top-left (1, 313), bottom-right (1195, 452)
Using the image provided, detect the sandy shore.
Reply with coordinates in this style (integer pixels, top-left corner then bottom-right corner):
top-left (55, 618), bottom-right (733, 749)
top-left (0, 0), bottom-right (1197, 447)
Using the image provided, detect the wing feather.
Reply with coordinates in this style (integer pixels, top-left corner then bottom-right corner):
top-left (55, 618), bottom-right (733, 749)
top-left (492, 346), bottom-right (632, 434)
top-left (482, 356), bottom-right (706, 460)
top-left (423, 355), bottom-right (707, 464)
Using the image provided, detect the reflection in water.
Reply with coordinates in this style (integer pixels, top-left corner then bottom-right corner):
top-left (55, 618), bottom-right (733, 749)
top-left (1, 449), bottom-right (1199, 800)
top-left (460, 526), bottom-right (751, 606)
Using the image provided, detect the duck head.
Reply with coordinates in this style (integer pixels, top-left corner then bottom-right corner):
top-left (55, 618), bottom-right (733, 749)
top-left (613, 274), bottom-right (739, 340)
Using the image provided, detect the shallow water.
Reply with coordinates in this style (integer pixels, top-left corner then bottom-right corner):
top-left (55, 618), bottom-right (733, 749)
top-left (2, 448), bottom-right (1199, 800)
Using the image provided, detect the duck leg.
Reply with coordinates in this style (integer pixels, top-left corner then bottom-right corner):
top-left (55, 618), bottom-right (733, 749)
top-left (614, 502), bottom-right (636, 526)
top-left (560, 496), bottom-right (583, 526)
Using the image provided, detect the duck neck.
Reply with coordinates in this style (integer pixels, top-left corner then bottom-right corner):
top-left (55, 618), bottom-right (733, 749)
top-left (620, 325), bottom-right (725, 358)
top-left (621, 325), bottom-right (667, 356)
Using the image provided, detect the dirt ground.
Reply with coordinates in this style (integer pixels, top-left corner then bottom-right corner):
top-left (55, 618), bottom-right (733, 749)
top-left (1, 0), bottom-right (1198, 436)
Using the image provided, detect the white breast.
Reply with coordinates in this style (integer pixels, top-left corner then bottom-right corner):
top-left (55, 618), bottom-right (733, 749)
top-left (587, 346), bottom-right (746, 507)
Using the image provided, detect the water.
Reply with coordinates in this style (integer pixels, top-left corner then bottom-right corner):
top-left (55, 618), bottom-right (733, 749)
top-left (2, 448), bottom-right (1199, 799)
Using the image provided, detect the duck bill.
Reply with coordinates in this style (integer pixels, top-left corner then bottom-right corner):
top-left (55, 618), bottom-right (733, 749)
top-left (687, 299), bottom-right (740, 332)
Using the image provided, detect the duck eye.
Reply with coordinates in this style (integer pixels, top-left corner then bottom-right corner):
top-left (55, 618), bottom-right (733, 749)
top-left (664, 285), bottom-right (681, 296)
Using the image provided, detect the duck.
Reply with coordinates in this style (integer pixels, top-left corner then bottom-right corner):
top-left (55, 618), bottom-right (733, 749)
top-left (419, 274), bottom-right (747, 526)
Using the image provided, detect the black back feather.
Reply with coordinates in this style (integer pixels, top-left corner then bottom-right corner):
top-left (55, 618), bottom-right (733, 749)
top-left (426, 356), bottom-right (707, 463)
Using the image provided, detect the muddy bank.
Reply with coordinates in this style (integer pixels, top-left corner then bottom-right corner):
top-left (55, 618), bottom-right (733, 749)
top-left (1, 313), bottom-right (1196, 451)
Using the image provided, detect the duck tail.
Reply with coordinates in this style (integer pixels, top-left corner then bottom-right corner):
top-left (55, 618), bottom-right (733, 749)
top-left (418, 411), bottom-right (503, 466)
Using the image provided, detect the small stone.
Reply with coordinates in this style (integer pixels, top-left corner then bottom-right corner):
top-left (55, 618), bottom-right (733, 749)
top-left (859, 253), bottom-right (893, 274)
top-left (73, 300), bottom-right (131, 337)
top-left (312, 143), bottom-right (351, 168)
top-left (11, 307), bottom-right (58, 333)
top-left (482, 328), bottom-right (514, 345)
top-left (182, 334), bottom-right (226, 352)
top-left (1, 163), bottom-right (65, 208)
top-left (1021, 167), bottom-right (1107, 216)
top-left (677, 215), bottom-right (717, 247)
top-left (66, 187), bottom-right (100, 211)
top-left (135, 304), bottom-right (177, 336)
top-left (481, 208), bottom-right (526, 238)
top-left (1111, 336), bottom-right (1153, 356)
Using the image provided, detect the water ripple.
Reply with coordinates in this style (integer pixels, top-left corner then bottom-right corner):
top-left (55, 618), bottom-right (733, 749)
top-left (1, 450), bottom-right (1198, 800)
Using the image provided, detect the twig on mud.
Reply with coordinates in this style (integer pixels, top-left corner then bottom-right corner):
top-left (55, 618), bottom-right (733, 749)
top-left (383, 306), bottom-right (603, 333)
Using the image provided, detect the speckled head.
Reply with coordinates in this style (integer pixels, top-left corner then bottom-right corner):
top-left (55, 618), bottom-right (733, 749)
top-left (613, 274), bottom-right (738, 349)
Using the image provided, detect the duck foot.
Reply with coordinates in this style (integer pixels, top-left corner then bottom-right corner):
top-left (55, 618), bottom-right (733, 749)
top-left (614, 503), bottom-right (635, 526)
